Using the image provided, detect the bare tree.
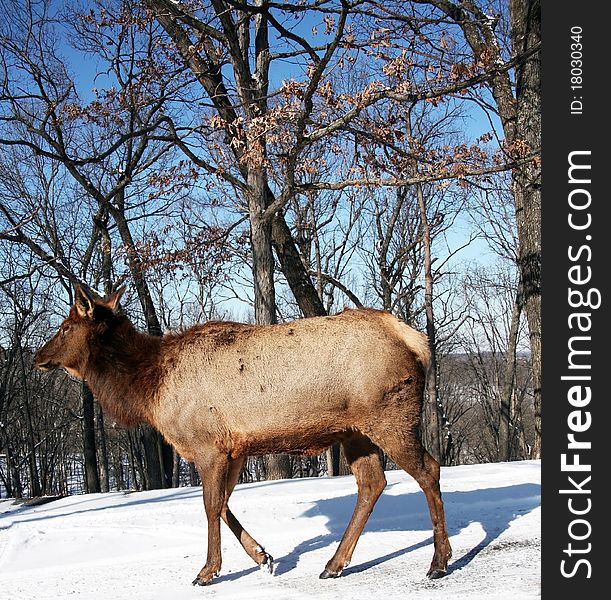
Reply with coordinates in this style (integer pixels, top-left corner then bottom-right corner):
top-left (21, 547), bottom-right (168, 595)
top-left (406, 0), bottom-right (541, 456)
top-left (457, 265), bottom-right (531, 462)
top-left (469, 177), bottom-right (524, 462)
top-left (0, 0), bottom-right (192, 487)
top-left (0, 0), bottom-right (541, 495)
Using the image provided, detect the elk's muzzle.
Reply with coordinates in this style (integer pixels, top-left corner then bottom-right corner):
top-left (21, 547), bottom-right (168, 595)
top-left (34, 349), bottom-right (58, 371)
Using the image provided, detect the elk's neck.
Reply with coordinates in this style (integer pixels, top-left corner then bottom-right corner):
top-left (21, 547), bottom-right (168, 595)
top-left (83, 323), bottom-right (163, 427)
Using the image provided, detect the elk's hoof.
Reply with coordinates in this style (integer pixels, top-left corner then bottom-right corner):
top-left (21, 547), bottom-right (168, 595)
top-left (319, 568), bottom-right (341, 579)
top-left (192, 568), bottom-right (219, 586)
top-left (427, 568), bottom-right (447, 580)
top-left (260, 552), bottom-right (274, 574)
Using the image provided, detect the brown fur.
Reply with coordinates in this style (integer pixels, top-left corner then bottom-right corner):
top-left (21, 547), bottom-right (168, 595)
top-left (35, 287), bottom-right (451, 585)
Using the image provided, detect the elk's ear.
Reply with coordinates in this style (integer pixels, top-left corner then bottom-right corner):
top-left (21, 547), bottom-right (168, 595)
top-left (74, 286), bottom-right (95, 319)
top-left (105, 286), bottom-right (126, 312)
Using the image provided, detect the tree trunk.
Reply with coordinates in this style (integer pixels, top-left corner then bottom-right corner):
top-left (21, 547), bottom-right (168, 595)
top-left (9, 449), bottom-right (23, 499)
top-left (138, 425), bottom-right (163, 489)
top-left (172, 450), bottom-right (181, 487)
top-left (23, 406), bottom-right (41, 497)
top-left (262, 454), bottom-right (291, 480)
top-left (250, 184), bottom-right (277, 325)
top-left (0, 453), bottom-right (11, 498)
top-left (270, 213), bottom-right (327, 318)
top-left (127, 430), bottom-right (141, 489)
top-left (499, 284), bottom-right (523, 462)
top-left (189, 462), bottom-right (199, 486)
top-left (95, 403), bottom-right (110, 492)
top-left (16, 344), bottom-right (42, 497)
top-left (160, 434), bottom-right (175, 487)
top-left (4, 447), bottom-right (18, 498)
top-left (325, 445), bottom-right (351, 476)
top-left (82, 382), bottom-right (101, 494)
top-left (509, 0), bottom-right (541, 458)
top-left (417, 183), bottom-right (443, 463)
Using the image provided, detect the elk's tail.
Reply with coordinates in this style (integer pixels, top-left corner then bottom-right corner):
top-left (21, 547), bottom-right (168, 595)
top-left (382, 312), bottom-right (432, 370)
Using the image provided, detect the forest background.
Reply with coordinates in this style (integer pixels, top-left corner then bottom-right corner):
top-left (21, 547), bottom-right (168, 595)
top-left (0, 0), bottom-right (540, 497)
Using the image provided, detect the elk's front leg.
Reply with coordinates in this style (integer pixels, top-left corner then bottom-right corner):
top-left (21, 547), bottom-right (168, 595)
top-left (193, 453), bottom-right (229, 586)
top-left (222, 457), bottom-right (273, 573)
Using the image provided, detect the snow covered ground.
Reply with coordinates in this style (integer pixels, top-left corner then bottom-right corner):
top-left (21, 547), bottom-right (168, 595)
top-left (0, 460), bottom-right (540, 600)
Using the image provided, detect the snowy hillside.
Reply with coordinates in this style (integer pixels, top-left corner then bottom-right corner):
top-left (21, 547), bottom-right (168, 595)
top-left (0, 460), bottom-right (540, 600)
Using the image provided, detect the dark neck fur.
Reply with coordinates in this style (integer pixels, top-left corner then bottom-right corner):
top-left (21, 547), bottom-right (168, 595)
top-left (83, 317), bottom-right (162, 427)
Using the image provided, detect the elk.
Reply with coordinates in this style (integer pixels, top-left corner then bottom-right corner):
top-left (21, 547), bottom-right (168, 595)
top-left (35, 286), bottom-right (452, 585)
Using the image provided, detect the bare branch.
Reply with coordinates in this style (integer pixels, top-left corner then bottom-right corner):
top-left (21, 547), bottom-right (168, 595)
top-left (309, 270), bottom-right (363, 308)
top-left (298, 160), bottom-right (526, 191)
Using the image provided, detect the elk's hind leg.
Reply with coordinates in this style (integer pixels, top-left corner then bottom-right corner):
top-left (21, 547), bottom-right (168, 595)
top-left (418, 449), bottom-right (452, 578)
top-left (368, 424), bottom-right (452, 579)
top-left (320, 433), bottom-right (387, 579)
top-left (221, 457), bottom-right (273, 573)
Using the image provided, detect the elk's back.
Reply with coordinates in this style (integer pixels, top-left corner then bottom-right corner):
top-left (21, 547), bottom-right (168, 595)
top-left (153, 309), bottom-right (427, 459)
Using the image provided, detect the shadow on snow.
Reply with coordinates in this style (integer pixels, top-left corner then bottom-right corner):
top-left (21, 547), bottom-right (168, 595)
top-left (271, 481), bottom-right (540, 579)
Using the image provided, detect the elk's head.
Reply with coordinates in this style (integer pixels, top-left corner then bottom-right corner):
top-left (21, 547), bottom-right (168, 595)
top-left (35, 286), bottom-right (125, 379)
